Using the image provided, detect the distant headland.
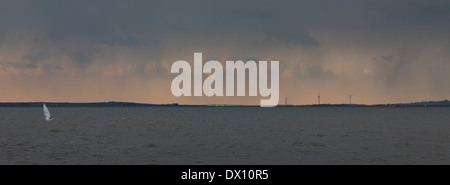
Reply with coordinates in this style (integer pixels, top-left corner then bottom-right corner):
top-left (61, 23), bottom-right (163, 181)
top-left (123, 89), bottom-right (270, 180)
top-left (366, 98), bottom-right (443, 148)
top-left (0, 100), bottom-right (449, 107)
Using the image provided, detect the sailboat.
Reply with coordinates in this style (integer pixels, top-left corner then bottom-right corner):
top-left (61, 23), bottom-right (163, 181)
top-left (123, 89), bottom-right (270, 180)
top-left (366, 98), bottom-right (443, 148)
top-left (43, 103), bottom-right (54, 121)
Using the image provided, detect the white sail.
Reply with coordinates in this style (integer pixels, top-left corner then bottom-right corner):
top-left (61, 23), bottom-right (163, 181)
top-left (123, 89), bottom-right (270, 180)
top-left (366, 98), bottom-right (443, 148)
top-left (43, 103), bottom-right (53, 121)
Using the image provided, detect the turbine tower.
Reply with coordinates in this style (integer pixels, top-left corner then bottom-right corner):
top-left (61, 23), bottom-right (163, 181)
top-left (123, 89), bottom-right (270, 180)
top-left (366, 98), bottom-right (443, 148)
top-left (349, 94), bottom-right (352, 104)
top-left (318, 93), bottom-right (320, 105)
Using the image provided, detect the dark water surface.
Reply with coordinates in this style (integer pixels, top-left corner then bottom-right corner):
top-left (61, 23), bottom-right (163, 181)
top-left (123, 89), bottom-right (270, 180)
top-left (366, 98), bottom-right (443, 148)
top-left (0, 107), bottom-right (449, 164)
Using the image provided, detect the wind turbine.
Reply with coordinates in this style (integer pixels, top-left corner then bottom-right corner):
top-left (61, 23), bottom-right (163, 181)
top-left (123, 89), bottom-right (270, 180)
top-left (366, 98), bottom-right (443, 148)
top-left (318, 93), bottom-right (320, 105)
top-left (349, 94), bottom-right (352, 104)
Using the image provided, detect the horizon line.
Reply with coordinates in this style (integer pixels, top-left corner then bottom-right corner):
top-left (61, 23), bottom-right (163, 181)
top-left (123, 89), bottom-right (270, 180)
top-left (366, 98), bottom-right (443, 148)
top-left (0, 99), bottom-right (448, 107)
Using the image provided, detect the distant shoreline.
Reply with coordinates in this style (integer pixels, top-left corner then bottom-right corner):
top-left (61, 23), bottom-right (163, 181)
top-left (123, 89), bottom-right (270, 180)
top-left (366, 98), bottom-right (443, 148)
top-left (0, 100), bottom-right (449, 107)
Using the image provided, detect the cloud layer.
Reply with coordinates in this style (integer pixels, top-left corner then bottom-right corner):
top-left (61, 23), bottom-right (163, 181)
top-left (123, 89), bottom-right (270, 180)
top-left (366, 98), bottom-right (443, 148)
top-left (0, 0), bottom-right (449, 105)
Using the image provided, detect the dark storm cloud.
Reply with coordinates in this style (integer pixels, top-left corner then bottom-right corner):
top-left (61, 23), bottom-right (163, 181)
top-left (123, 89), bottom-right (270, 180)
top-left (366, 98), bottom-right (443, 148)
top-left (96, 36), bottom-right (159, 47)
top-left (288, 0), bottom-right (450, 32)
top-left (0, 51), bottom-right (51, 71)
top-left (307, 65), bottom-right (336, 80)
top-left (23, 51), bottom-right (49, 62)
top-left (0, 0), bottom-right (323, 47)
top-left (70, 50), bottom-right (99, 69)
top-left (0, 60), bottom-right (38, 70)
top-left (381, 56), bottom-right (393, 61)
top-left (2, 0), bottom-right (450, 41)
top-left (2, 0), bottom-right (449, 50)
top-left (264, 27), bottom-right (319, 47)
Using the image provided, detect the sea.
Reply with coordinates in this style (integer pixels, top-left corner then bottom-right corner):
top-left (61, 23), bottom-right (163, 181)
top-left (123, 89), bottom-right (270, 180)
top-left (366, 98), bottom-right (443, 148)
top-left (0, 107), bottom-right (449, 164)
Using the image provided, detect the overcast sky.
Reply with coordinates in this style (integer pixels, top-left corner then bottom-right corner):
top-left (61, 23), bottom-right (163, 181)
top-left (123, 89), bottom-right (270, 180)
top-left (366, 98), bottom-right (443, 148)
top-left (1, 0), bottom-right (450, 105)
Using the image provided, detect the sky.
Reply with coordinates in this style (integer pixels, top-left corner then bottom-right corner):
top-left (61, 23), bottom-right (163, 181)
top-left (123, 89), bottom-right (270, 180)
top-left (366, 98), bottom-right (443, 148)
top-left (0, 0), bottom-right (450, 105)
